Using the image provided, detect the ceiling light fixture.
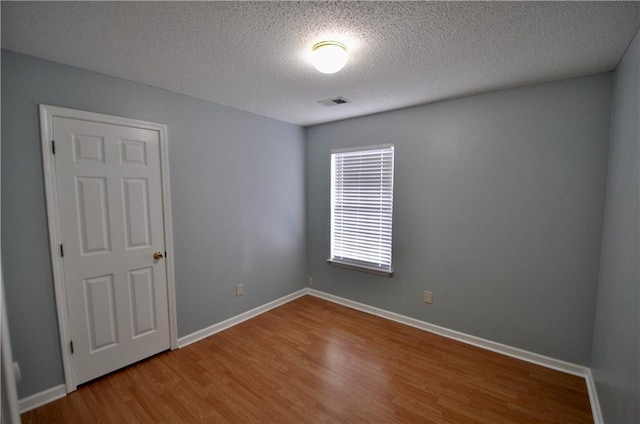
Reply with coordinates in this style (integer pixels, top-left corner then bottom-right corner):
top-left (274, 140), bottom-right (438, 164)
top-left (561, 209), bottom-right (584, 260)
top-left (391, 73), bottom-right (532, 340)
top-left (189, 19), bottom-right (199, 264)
top-left (311, 41), bottom-right (348, 74)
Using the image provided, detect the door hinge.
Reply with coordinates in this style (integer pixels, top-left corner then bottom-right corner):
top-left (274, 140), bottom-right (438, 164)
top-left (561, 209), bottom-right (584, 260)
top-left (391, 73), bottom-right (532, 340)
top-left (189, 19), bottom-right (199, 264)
top-left (52, 140), bottom-right (56, 154)
top-left (165, 251), bottom-right (167, 257)
top-left (60, 244), bottom-right (64, 258)
top-left (70, 340), bottom-right (74, 354)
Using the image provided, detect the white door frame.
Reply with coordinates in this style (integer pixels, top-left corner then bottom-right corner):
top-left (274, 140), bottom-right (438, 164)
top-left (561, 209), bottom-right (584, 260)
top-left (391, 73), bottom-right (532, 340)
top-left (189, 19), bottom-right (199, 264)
top-left (39, 104), bottom-right (178, 393)
top-left (1, 258), bottom-right (21, 423)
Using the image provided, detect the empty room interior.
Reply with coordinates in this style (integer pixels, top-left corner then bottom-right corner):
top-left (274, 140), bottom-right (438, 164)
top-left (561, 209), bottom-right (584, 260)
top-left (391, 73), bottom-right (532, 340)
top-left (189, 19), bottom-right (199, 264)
top-left (1, 2), bottom-right (639, 423)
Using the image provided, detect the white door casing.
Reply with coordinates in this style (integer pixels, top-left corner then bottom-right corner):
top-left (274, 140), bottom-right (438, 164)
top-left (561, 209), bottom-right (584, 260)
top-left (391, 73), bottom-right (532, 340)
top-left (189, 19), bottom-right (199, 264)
top-left (40, 105), bottom-right (177, 391)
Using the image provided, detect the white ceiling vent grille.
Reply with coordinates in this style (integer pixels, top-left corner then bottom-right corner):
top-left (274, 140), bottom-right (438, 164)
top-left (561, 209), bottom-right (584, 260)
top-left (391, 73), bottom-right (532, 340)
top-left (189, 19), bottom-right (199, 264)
top-left (317, 97), bottom-right (351, 107)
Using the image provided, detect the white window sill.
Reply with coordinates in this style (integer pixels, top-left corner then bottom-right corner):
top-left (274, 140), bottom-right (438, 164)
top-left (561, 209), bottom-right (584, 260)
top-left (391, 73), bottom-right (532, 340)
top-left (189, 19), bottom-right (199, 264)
top-left (327, 259), bottom-right (394, 277)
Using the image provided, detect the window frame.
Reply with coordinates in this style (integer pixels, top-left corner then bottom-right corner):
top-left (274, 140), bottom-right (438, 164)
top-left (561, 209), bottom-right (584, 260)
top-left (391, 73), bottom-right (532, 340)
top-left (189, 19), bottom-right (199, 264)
top-left (327, 144), bottom-right (395, 277)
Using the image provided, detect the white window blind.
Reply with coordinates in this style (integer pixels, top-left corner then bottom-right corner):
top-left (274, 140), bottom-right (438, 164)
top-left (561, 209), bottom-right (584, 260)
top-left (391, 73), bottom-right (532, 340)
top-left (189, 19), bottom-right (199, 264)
top-left (330, 144), bottom-right (394, 276)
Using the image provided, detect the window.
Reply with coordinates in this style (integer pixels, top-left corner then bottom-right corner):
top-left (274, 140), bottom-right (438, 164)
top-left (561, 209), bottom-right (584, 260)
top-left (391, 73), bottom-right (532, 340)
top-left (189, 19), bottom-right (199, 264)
top-left (329, 144), bottom-right (395, 276)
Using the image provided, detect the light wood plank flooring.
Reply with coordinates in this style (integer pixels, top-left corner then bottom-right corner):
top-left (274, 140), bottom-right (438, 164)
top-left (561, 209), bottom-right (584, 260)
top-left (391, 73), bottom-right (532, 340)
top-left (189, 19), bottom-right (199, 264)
top-left (22, 295), bottom-right (593, 423)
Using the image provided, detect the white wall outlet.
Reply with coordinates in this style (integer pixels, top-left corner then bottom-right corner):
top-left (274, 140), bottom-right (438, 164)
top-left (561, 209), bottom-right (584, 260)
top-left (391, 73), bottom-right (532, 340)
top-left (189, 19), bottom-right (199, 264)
top-left (236, 283), bottom-right (244, 297)
top-left (307, 276), bottom-right (313, 286)
top-left (424, 290), bottom-right (433, 304)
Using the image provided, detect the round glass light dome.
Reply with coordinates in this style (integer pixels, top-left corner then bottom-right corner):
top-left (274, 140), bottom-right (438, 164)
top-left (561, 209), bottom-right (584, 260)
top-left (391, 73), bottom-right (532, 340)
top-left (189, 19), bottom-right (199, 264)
top-left (311, 41), bottom-right (348, 74)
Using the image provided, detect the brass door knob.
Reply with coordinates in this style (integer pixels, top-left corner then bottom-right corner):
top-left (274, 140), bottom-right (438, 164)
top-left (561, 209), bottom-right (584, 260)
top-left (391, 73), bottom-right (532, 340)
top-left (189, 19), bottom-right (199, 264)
top-left (153, 251), bottom-right (164, 260)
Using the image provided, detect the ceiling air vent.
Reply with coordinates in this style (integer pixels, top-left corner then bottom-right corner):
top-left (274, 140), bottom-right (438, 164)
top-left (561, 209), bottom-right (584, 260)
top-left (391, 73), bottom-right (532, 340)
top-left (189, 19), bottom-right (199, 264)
top-left (317, 96), bottom-right (351, 107)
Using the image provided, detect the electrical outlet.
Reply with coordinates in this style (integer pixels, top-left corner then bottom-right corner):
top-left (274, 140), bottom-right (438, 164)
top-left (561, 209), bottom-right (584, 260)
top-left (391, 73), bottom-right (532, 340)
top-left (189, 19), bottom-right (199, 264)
top-left (307, 276), bottom-right (313, 286)
top-left (423, 291), bottom-right (433, 304)
top-left (236, 283), bottom-right (244, 297)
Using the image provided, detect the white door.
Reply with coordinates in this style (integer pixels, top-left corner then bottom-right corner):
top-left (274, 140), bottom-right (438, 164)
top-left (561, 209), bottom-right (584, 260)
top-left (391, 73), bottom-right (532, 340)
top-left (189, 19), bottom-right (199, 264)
top-left (52, 116), bottom-right (170, 385)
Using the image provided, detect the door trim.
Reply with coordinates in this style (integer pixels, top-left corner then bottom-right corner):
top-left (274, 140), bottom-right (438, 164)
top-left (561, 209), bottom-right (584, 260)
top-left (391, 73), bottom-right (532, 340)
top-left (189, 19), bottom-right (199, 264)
top-left (39, 104), bottom-right (178, 393)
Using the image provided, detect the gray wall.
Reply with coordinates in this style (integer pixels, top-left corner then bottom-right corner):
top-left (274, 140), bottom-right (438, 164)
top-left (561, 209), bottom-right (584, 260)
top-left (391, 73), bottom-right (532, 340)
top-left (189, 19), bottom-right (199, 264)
top-left (2, 44), bottom-right (629, 409)
top-left (1, 50), bottom-right (307, 398)
top-left (591, 28), bottom-right (639, 424)
top-left (306, 75), bottom-right (612, 365)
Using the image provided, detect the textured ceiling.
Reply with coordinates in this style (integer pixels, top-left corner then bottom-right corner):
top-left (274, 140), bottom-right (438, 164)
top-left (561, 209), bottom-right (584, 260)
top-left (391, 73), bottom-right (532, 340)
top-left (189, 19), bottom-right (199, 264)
top-left (2, 2), bottom-right (639, 126)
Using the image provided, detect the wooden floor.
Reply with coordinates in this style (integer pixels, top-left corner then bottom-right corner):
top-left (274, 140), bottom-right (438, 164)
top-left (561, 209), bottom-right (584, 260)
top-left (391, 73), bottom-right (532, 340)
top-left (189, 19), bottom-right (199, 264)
top-left (23, 295), bottom-right (592, 423)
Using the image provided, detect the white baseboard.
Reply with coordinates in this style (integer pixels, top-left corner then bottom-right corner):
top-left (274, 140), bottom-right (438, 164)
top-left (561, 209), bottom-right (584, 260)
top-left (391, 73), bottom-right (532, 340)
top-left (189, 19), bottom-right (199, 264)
top-left (307, 289), bottom-right (602, 422)
top-left (18, 289), bottom-right (308, 412)
top-left (18, 384), bottom-right (66, 413)
top-left (19, 287), bottom-right (603, 424)
top-left (307, 289), bottom-right (587, 376)
top-left (585, 368), bottom-right (604, 424)
top-left (177, 289), bottom-right (308, 348)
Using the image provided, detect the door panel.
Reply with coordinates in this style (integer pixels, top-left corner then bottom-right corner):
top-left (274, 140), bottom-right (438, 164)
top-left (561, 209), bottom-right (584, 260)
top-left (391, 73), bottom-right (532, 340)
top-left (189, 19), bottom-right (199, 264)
top-left (53, 117), bottom-right (170, 385)
top-left (84, 274), bottom-right (118, 351)
top-left (73, 135), bottom-right (105, 163)
top-left (122, 178), bottom-right (152, 249)
top-left (76, 177), bottom-right (111, 255)
top-left (128, 267), bottom-right (157, 337)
